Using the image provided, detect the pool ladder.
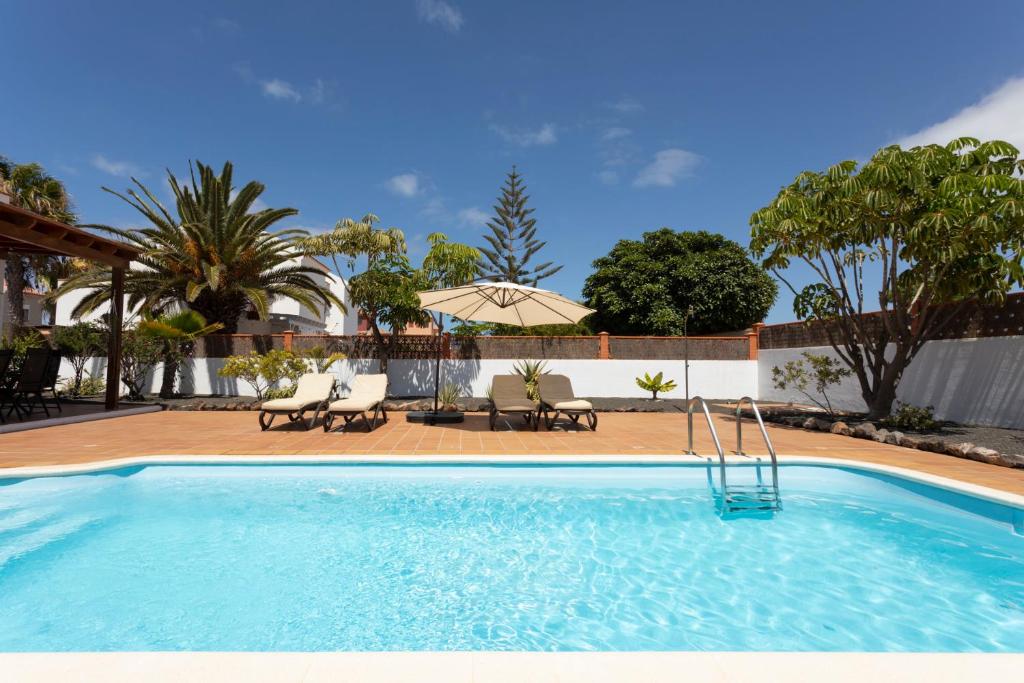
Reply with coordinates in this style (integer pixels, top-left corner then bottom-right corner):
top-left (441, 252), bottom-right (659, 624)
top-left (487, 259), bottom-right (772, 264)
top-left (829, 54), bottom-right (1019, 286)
top-left (686, 396), bottom-right (781, 514)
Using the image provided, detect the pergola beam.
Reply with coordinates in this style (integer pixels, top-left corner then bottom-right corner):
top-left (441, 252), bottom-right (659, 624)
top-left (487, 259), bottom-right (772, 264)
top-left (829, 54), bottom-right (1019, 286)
top-left (0, 202), bottom-right (141, 412)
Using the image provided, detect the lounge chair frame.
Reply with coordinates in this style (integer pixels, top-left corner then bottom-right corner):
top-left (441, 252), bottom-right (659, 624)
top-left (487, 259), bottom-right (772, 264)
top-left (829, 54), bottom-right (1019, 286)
top-left (258, 400), bottom-right (329, 431)
top-left (322, 403), bottom-right (388, 433)
top-left (538, 374), bottom-right (598, 431)
top-left (488, 375), bottom-right (540, 431)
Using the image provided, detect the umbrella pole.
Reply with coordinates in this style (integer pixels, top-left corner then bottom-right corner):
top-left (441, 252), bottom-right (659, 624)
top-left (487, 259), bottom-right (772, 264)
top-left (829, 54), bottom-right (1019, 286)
top-left (432, 313), bottom-right (442, 416)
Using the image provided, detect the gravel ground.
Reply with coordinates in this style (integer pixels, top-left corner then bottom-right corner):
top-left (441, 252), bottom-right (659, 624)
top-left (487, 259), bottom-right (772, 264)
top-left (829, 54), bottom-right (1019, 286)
top-left (912, 424), bottom-right (1024, 457)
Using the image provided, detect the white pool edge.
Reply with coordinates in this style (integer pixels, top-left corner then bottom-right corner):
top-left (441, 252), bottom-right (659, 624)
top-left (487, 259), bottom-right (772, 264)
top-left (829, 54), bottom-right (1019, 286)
top-left (3, 452), bottom-right (1024, 509)
top-left (3, 650), bottom-right (1023, 682)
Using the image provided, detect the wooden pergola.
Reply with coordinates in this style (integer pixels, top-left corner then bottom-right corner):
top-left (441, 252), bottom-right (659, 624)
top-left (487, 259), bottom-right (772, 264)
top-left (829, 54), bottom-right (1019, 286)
top-left (0, 201), bottom-right (140, 410)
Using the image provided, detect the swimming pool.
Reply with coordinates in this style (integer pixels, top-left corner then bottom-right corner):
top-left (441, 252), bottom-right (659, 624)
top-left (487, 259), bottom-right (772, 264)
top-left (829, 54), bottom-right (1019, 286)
top-left (0, 462), bottom-right (1022, 652)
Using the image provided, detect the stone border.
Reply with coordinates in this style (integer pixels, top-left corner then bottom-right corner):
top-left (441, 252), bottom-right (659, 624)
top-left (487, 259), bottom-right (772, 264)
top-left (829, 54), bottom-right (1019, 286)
top-left (764, 413), bottom-right (1024, 470)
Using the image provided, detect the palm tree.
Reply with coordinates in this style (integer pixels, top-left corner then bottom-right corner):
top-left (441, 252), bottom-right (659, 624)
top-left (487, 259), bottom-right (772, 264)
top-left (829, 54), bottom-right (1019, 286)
top-left (0, 157), bottom-right (77, 330)
top-left (137, 310), bottom-right (223, 398)
top-left (53, 161), bottom-right (343, 333)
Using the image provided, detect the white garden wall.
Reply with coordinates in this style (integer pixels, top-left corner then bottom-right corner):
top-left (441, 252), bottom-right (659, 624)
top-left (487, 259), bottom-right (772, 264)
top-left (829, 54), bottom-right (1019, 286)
top-left (66, 358), bottom-right (759, 401)
top-left (757, 336), bottom-right (1024, 428)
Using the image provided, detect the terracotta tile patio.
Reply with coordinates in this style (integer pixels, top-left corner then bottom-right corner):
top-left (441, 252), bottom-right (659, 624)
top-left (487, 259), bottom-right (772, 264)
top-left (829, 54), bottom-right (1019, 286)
top-left (2, 410), bottom-right (1024, 495)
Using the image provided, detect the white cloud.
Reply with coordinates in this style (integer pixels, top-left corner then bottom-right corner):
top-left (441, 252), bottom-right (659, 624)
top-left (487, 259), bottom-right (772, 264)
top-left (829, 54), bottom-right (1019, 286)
top-left (489, 122), bottom-right (558, 147)
top-left (416, 0), bottom-right (464, 33)
top-left (597, 170), bottom-right (619, 185)
top-left (457, 207), bottom-right (489, 228)
top-left (261, 78), bottom-right (302, 102)
top-left (601, 127), bottom-right (632, 141)
top-left (310, 78), bottom-right (326, 104)
top-left (385, 173), bottom-right (422, 197)
top-left (91, 154), bottom-right (145, 178)
top-left (897, 77), bottom-right (1024, 151)
top-left (633, 148), bottom-right (701, 188)
top-left (606, 97), bottom-right (644, 114)
top-left (421, 197), bottom-right (449, 219)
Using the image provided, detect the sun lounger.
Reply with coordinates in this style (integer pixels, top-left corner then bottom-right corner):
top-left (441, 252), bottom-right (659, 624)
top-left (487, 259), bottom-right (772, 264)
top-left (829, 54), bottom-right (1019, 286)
top-left (538, 374), bottom-right (597, 431)
top-left (323, 373), bottom-right (389, 432)
top-left (258, 372), bottom-right (336, 431)
top-left (489, 374), bottom-right (540, 431)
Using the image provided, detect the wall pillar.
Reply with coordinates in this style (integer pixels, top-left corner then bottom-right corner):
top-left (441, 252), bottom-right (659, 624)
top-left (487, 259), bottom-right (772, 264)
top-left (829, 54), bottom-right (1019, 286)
top-left (282, 330), bottom-right (294, 352)
top-left (747, 323), bottom-right (764, 360)
top-left (598, 332), bottom-right (610, 359)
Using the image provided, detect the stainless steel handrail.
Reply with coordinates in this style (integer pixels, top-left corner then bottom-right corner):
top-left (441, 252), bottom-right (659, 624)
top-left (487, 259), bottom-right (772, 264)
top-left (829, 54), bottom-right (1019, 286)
top-left (735, 397), bottom-right (779, 499)
top-left (687, 396), bottom-right (727, 492)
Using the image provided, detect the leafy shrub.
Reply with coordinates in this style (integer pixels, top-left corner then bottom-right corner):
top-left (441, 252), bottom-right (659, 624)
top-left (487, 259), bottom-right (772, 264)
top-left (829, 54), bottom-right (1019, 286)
top-left (263, 385), bottom-right (297, 400)
top-left (771, 352), bottom-right (851, 417)
top-left (513, 359), bottom-right (549, 400)
top-left (882, 402), bottom-right (940, 432)
top-left (217, 350), bottom-right (308, 400)
top-left (52, 322), bottom-right (105, 396)
top-left (119, 328), bottom-right (163, 401)
top-left (60, 372), bottom-right (105, 397)
top-left (635, 371), bottom-right (677, 399)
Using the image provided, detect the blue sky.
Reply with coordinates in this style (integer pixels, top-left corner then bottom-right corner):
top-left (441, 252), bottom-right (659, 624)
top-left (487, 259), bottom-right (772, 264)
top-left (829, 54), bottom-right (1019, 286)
top-left (4, 0), bottom-right (1024, 323)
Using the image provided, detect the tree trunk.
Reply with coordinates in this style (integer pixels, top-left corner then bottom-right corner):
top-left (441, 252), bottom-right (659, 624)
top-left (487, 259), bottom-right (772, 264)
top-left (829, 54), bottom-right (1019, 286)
top-left (4, 257), bottom-right (27, 330)
top-left (159, 351), bottom-right (179, 398)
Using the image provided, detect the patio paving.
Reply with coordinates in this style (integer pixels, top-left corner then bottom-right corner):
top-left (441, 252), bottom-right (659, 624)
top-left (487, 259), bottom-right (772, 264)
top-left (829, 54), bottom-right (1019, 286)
top-left (1, 410), bottom-right (1023, 495)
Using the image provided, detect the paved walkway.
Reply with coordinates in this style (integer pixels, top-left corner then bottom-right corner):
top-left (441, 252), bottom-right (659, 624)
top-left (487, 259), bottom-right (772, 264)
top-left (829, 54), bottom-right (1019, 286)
top-left (2, 410), bottom-right (1024, 494)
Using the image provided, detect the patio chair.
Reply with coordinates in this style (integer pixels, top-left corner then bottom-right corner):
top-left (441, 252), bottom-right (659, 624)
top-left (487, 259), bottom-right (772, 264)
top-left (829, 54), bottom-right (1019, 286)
top-left (489, 374), bottom-right (539, 431)
top-left (323, 373), bottom-right (389, 433)
top-left (42, 349), bottom-right (62, 413)
top-left (0, 350), bottom-right (13, 423)
top-left (5, 348), bottom-right (54, 420)
top-left (537, 374), bottom-right (597, 431)
top-left (258, 372), bottom-right (336, 431)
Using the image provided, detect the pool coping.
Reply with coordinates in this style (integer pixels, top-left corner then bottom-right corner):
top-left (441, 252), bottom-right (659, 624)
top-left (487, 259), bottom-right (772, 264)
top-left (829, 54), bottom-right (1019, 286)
top-left (2, 650), bottom-right (1023, 682)
top-left (3, 452), bottom-right (1024, 508)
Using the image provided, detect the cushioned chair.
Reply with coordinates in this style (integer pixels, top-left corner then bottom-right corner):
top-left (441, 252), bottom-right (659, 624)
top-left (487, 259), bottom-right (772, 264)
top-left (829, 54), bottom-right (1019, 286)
top-left (489, 374), bottom-right (539, 431)
top-left (537, 374), bottom-right (597, 431)
top-left (323, 374), bottom-right (389, 432)
top-left (258, 373), bottom-right (336, 431)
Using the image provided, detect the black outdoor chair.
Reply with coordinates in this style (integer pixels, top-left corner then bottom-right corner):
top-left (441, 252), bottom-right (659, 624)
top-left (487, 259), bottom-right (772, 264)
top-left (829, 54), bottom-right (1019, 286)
top-left (5, 348), bottom-right (54, 420)
top-left (0, 350), bottom-right (13, 424)
top-left (42, 349), bottom-right (63, 413)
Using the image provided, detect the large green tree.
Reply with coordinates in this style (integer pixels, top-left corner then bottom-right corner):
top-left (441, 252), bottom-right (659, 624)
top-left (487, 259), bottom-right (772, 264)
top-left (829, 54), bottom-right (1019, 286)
top-left (53, 161), bottom-right (341, 333)
top-left (583, 229), bottom-right (777, 335)
top-left (478, 166), bottom-right (561, 285)
top-left (750, 137), bottom-right (1024, 419)
top-left (0, 157), bottom-right (77, 330)
top-left (303, 213), bottom-right (411, 371)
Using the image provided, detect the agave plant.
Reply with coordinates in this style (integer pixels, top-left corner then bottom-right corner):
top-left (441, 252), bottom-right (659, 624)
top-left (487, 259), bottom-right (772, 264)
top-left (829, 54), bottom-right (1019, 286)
top-left (52, 161), bottom-right (343, 333)
top-left (438, 383), bottom-right (462, 412)
top-left (512, 359), bottom-right (549, 401)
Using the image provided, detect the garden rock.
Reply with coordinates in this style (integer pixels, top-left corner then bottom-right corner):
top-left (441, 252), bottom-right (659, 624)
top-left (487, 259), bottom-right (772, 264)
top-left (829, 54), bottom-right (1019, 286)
top-left (884, 431), bottom-right (904, 446)
top-left (829, 421), bottom-right (851, 436)
top-left (851, 422), bottom-right (877, 439)
top-left (945, 442), bottom-right (975, 459)
top-left (967, 446), bottom-right (1001, 465)
top-left (870, 428), bottom-right (890, 443)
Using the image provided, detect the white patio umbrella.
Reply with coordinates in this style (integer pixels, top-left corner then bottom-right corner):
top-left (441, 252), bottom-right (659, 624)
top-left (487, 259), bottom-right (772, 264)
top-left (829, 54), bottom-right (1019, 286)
top-left (413, 281), bottom-right (595, 421)
top-left (417, 281), bottom-right (595, 328)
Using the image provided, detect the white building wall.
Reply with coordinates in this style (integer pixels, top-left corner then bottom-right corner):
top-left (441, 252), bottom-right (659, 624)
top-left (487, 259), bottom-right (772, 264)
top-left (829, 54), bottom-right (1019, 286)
top-left (53, 256), bottom-right (356, 333)
top-left (757, 336), bottom-right (1024, 428)
top-left (69, 357), bottom-right (759, 401)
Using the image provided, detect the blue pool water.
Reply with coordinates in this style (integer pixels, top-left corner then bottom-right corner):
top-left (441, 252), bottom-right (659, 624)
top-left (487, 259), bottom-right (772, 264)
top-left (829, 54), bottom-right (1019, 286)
top-left (0, 463), bottom-right (1022, 652)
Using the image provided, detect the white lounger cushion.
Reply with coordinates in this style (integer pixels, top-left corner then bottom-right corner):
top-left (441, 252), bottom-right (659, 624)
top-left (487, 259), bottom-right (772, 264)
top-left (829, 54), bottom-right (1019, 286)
top-left (327, 374), bottom-right (388, 414)
top-left (261, 373), bottom-right (335, 412)
top-left (551, 399), bottom-right (593, 411)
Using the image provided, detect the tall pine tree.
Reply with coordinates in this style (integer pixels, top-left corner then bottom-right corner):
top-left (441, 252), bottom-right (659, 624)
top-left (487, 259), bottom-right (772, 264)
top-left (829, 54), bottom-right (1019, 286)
top-left (478, 166), bottom-right (561, 285)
